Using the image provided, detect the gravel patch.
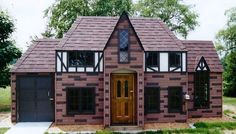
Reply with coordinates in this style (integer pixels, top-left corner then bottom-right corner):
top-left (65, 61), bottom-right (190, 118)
top-left (0, 112), bottom-right (13, 128)
top-left (0, 112), bottom-right (10, 121)
top-left (144, 122), bottom-right (189, 130)
top-left (188, 115), bottom-right (235, 123)
top-left (47, 124), bottom-right (103, 134)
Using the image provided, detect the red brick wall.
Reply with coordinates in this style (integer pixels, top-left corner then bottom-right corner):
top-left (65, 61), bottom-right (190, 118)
top-left (55, 73), bottom-right (104, 124)
top-left (11, 73), bottom-right (17, 122)
top-left (144, 73), bottom-right (188, 123)
top-left (187, 72), bottom-right (222, 118)
top-left (103, 17), bottom-right (144, 127)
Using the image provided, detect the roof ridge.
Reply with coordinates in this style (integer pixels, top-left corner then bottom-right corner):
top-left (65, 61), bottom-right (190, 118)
top-left (35, 38), bottom-right (61, 42)
top-left (76, 16), bottom-right (163, 21)
top-left (182, 40), bottom-right (213, 43)
top-left (157, 21), bottom-right (186, 50)
top-left (60, 17), bottom-right (84, 48)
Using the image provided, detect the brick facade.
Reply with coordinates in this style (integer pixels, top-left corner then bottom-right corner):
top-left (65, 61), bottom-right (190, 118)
top-left (188, 72), bottom-right (222, 118)
top-left (103, 16), bottom-right (144, 127)
top-left (11, 73), bottom-right (17, 122)
top-left (55, 73), bottom-right (104, 124)
top-left (144, 73), bottom-right (188, 123)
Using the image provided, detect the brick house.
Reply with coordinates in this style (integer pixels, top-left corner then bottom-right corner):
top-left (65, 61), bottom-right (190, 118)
top-left (10, 12), bottom-right (223, 127)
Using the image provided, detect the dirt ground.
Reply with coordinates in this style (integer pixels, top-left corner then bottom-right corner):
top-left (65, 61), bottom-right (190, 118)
top-left (47, 124), bottom-right (104, 133)
top-left (188, 115), bottom-right (235, 123)
top-left (144, 122), bottom-right (189, 130)
top-left (0, 112), bottom-right (10, 122)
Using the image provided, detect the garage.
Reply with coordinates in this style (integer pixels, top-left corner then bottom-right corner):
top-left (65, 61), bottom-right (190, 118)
top-left (17, 75), bottom-right (54, 122)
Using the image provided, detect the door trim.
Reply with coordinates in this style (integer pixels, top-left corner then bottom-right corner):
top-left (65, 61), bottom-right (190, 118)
top-left (110, 73), bottom-right (137, 125)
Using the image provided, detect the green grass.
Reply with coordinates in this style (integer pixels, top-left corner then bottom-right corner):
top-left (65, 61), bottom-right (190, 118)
top-left (194, 122), bottom-right (236, 130)
top-left (147, 128), bottom-right (221, 134)
top-left (224, 109), bottom-right (234, 115)
top-left (0, 128), bottom-right (9, 134)
top-left (97, 129), bottom-right (221, 134)
top-left (96, 122), bottom-right (236, 134)
top-left (0, 86), bottom-right (11, 112)
top-left (223, 96), bottom-right (236, 106)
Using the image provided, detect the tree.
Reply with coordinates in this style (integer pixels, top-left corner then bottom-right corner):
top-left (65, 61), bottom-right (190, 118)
top-left (0, 10), bottom-right (22, 88)
top-left (92, 0), bottom-right (132, 16)
top-left (44, 0), bottom-right (132, 38)
top-left (215, 7), bottom-right (236, 97)
top-left (133, 0), bottom-right (198, 38)
top-left (216, 7), bottom-right (236, 56)
top-left (223, 51), bottom-right (236, 97)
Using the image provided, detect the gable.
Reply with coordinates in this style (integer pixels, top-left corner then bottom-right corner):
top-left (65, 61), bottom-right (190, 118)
top-left (57, 13), bottom-right (185, 51)
top-left (104, 11), bottom-right (144, 51)
top-left (195, 56), bottom-right (210, 71)
top-left (183, 40), bottom-right (223, 72)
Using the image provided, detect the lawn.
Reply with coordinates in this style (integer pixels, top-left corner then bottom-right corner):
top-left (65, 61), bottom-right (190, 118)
top-left (0, 128), bottom-right (9, 134)
top-left (95, 122), bottom-right (236, 134)
top-left (0, 86), bottom-right (11, 112)
top-left (223, 96), bottom-right (236, 106)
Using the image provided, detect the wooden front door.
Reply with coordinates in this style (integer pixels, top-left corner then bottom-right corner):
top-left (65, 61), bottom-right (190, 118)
top-left (111, 74), bottom-right (136, 125)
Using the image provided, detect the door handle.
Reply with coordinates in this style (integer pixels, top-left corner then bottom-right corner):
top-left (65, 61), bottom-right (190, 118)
top-left (50, 98), bottom-right (54, 101)
top-left (130, 90), bottom-right (133, 93)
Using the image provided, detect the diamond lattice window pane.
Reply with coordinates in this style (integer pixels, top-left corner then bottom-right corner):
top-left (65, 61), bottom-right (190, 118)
top-left (119, 51), bottom-right (128, 62)
top-left (119, 30), bottom-right (128, 51)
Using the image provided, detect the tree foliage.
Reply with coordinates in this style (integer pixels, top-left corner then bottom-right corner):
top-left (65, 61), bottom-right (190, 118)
top-left (44, 0), bottom-right (198, 38)
top-left (44, 0), bottom-right (132, 38)
top-left (133, 0), bottom-right (198, 38)
top-left (215, 7), bottom-right (236, 97)
top-left (223, 51), bottom-right (236, 97)
top-left (216, 7), bottom-right (236, 56)
top-left (0, 10), bottom-right (22, 88)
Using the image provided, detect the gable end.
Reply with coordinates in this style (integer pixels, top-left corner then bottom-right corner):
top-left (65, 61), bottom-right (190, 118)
top-left (103, 11), bottom-right (144, 51)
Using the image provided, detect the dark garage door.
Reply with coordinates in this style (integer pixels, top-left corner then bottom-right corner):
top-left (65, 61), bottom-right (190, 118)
top-left (18, 76), bottom-right (54, 122)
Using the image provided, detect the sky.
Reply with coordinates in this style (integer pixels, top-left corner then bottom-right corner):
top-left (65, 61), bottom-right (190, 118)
top-left (0, 0), bottom-right (236, 52)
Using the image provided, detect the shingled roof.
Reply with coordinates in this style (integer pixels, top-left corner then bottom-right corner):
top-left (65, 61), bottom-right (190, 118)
top-left (182, 40), bottom-right (223, 72)
top-left (10, 39), bottom-right (60, 72)
top-left (11, 14), bottom-right (222, 73)
top-left (58, 16), bottom-right (186, 51)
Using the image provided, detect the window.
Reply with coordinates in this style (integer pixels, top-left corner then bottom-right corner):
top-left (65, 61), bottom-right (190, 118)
top-left (145, 87), bottom-right (160, 114)
top-left (117, 80), bottom-right (121, 97)
top-left (68, 51), bottom-right (94, 67)
top-left (194, 56), bottom-right (210, 108)
top-left (67, 87), bottom-right (95, 115)
top-left (146, 52), bottom-right (159, 67)
top-left (168, 87), bottom-right (182, 113)
top-left (169, 52), bottom-right (181, 67)
top-left (119, 29), bottom-right (129, 63)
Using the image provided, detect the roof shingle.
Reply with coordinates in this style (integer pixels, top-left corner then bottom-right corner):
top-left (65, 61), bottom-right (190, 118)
top-left (182, 40), bottom-right (223, 72)
top-left (10, 39), bottom-right (60, 72)
top-left (58, 16), bottom-right (186, 51)
top-left (11, 16), bottom-right (222, 73)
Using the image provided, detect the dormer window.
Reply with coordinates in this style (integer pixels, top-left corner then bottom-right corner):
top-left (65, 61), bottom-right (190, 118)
top-left (119, 29), bottom-right (129, 63)
top-left (68, 51), bottom-right (94, 67)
